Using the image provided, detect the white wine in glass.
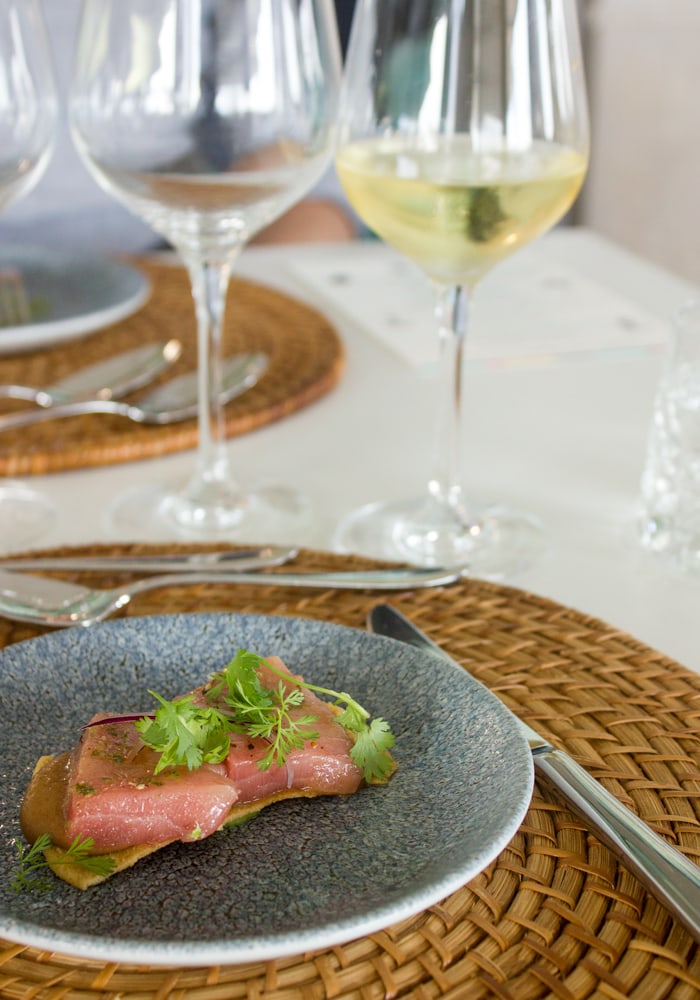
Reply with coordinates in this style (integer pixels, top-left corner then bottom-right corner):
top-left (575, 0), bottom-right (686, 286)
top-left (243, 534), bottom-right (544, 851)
top-left (0, 0), bottom-right (58, 549)
top-left (70, 0), bottom-right (342, 540)
top-left (334, 0), bottom-right (589, 574)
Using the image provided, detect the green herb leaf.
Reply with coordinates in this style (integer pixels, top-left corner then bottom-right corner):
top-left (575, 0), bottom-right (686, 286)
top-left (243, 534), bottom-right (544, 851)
top-left (349, 717), bottom-right (396, 783)
top-left (260, 662), bottom-right (397, 784)
top-left (136, 650), bottom-right (396, 784)
top-left (9, 833), bottom-right (116, 893)
top-left (208, 648), bottom-right (273, 717)
top-left (135, 692), bottom-right (231, 774)
top-left (213, 659), bottom-right (319, 771)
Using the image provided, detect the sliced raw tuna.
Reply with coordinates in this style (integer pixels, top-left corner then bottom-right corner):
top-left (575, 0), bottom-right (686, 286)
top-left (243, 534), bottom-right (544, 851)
top-left (64, 657), bottom-right (362, 852)
top-left (66, 714), bottom-right (239, 851)
top-left (218, 656), bottom-right (363, 801)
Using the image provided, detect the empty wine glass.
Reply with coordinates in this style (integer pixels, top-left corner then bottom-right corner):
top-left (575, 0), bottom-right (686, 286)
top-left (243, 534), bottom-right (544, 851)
top-left (0, 0), bottom-right (58, 549)
top-left (334, 0), bottom-right (589, 575)
top-left (70, 0), bottom-right (342, 540)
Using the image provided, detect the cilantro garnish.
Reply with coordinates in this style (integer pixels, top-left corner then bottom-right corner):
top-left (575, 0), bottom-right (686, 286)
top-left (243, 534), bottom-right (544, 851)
top-left (136, 650), bottom-right (395, 784)
top-left (135, 693), bottom-right (231, 775)
top-left (9, 833), bottom-right (116, 893)
top-left (286, 675), bottom-right (396, 784)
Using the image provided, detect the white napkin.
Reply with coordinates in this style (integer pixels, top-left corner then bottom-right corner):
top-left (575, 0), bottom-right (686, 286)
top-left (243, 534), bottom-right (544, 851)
top-left (289, 241), bottom-right (669, 368)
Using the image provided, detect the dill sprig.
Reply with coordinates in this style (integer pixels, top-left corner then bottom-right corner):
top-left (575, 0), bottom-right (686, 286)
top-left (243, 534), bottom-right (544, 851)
top-left (10, 833), bottom-right (116, 894)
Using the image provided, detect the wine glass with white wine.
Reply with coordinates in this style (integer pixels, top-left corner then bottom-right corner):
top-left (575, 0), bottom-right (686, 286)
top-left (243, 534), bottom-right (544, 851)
top-left (0, 0), bottom-right (58, 549)
top-left (334, 0), bottom-right (589, 574)
top-left (70, 0), bottom-right (341, 540)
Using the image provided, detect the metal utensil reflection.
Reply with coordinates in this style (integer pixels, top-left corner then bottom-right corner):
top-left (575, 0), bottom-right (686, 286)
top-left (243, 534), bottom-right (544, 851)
top-left (0, 340), bottom-right (182, 405)
top-left (0, 351), bottom-right (267, 431)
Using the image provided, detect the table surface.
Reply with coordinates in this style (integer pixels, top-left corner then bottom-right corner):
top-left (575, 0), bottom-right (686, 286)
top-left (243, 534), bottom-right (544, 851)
top-left (6, 226), bottom-right (699, 674)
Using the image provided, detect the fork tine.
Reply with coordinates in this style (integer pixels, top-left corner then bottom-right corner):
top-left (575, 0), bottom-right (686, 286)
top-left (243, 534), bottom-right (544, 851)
top-left (0, 267), bottom-right (31, 326)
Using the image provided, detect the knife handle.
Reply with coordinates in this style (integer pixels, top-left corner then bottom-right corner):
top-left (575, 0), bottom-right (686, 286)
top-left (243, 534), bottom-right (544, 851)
top-left (535, 748), bottom-right (700, 941)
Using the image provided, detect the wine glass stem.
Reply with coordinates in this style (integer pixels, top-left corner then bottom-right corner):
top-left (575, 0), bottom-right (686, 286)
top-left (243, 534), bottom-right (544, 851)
top-left (429, 282), bottom-right (472, 516)
top-left (184, 253), bottom-right (239, 497)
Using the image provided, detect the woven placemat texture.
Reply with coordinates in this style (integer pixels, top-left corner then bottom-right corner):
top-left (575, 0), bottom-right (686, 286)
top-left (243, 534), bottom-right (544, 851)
top-left (0, 545), bottom-right (699, 999)
top-left (0, 260), bottom-right (344, 476)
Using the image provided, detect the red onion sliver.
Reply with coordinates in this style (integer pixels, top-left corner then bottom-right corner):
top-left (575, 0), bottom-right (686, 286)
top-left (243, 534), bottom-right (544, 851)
top-left (81, 713), bottom-right (154, 730)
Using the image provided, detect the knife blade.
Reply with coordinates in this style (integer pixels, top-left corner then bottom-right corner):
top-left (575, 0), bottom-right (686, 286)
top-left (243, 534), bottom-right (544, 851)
top-left (0, 544), bottom-right (298, 574)
top-left (0, 340), bottom-right (182, 405)
top-left (368, 603), bottom-right (700, 942)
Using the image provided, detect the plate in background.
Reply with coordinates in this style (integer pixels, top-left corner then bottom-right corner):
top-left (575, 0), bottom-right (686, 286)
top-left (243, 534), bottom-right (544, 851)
top-left (0, 246), bottom-right (150, 354)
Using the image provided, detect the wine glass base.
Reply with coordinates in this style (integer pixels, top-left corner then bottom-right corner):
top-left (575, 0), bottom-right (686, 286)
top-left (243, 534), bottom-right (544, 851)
top-left (106, 479), bottom-right (312, 544)
top-left (0, 480), bottom-right (56, 549)
top-left (333, 496), bottom-right (544, 579)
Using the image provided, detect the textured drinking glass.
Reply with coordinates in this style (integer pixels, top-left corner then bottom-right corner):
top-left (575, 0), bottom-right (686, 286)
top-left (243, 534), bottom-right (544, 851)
top-left (640, 301), bottom-right (700, 571)
top-left (70, 0), bottom-right (341, 540)
top-left (0, 0), bottom-right (58, 548)
top-left (333, 0), bottom-right (589, 575)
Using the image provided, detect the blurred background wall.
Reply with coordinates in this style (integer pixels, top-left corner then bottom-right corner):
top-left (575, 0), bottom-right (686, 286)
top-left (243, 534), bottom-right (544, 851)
top-left (578, 0), bottom-right (700, 283)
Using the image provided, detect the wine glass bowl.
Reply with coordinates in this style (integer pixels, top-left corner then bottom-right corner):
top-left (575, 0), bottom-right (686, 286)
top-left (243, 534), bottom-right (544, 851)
top-left (69, 0), bottom-right (342, 539)
top-left (334, 0), bottom-right (589, 574)
top-left (0, 0), bottom-right (58, 549)
top-left (0, 0), bottom-right (56, 211)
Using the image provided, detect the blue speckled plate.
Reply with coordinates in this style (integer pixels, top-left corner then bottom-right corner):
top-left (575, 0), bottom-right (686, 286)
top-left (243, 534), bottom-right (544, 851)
top-left (0, 246), bottom-right (150, 355)
top-left (0, 613), bottom-right (534, 967)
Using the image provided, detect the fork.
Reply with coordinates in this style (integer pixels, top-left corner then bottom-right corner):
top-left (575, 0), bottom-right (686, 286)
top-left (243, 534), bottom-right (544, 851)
top-left (0, 267), bottom-right (31, 326)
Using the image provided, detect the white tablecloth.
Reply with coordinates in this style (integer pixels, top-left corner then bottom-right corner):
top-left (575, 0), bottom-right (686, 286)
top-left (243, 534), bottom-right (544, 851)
top-left (8, 226), bottom-right (700, 673)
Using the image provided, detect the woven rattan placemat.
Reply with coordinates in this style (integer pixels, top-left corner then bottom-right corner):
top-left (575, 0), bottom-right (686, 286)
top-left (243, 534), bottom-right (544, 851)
top-left (0, 260), bottom-right (344, 477)
top-left (0, 545), bottom-right (699, 999)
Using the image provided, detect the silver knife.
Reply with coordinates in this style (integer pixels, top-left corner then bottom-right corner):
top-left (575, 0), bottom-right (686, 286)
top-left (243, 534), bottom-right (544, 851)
top-left (0, 340), bottom-right (182, 405)
top-left (0, 545), bottom-right (298, 574)
top-left (368, 603), bottom-right (700, 942)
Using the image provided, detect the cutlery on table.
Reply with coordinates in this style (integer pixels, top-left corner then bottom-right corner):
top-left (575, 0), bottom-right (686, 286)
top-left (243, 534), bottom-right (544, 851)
top-left (0, 566), bottom-right (461, 627)
top-left (0, 350), bottom-right (267, 431)
top-left (367, 604), bottom-right (700, 943)
top-left (0, 340), bottom-right (182, 405)
top-left (0, 544), bottom-right (297, 574)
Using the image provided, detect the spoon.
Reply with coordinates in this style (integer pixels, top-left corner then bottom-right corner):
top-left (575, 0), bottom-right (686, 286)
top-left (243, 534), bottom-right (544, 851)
top-left (0, 339), bottom-right (182, 405)
top-left (0, 565), bottom-right (463, 627)
top-left (0, 351), bottom-right (268, 432)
